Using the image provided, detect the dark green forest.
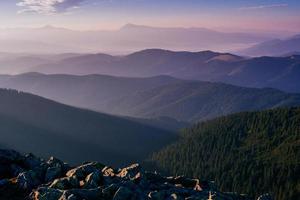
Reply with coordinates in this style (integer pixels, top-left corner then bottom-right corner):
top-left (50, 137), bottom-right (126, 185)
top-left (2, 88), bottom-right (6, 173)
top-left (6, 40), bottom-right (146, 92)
top-left (150, 107), bottom-right (300, 200)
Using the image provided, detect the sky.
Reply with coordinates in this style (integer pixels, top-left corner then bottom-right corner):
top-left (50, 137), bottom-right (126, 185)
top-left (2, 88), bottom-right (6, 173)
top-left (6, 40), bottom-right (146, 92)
top-left (0, 0), bottom-right (299, 32)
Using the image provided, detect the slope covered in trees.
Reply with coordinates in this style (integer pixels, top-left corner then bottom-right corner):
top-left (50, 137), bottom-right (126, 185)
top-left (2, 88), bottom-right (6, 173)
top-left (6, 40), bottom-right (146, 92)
top-left (0, 89), bottom-right (175, 166)
top-left (1, 73), bottom-right (300, 122)
top-left (150, 107), bottom-right (300, 199)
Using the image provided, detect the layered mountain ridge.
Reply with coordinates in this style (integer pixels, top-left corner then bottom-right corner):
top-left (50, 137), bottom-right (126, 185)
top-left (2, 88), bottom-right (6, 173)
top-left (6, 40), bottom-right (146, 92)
top-left (1, 49), bottom-right (300, 92)
top-left (0, 24), bottom-right (268, 54)
top-left (1, 73), bottom-right (300, 122)
top-left (241, 34), bottom-right (300, 56)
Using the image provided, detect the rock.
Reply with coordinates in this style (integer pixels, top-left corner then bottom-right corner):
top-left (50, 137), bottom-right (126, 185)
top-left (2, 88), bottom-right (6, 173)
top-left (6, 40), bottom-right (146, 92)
top-left (117, 163), bottom-right (141, 179)
top-left (83, 170), bottom-right (103, 189)
top-left (59, 193), bottom-right (78, 200)
top-left (0, 149), bottom-right (22, 164)
top-left (102, 184), bottom-right (120, 199)
top-left (47, 157), bottom-right (70, 172)
top-left (167, 176), bottom-right (200, 189)
top-left (66, 162), bottom-right (104, 180)
top-left (0, 179), bottom-right (9, 187)
top-left (23, 153), bottom-right (43, 170)
top-left (131, 172), bottom-right (143, 184)
top-left (0, 149), bottom-right (256, 200)
top-left (50, 177), bottom-right (79, 190)
top-left (148, 190), bottom-right (168, 200)
top-left (45, 166), bottom-right (63, 183)
top-left (45, 157), bottom-right (70, 183)
top-left (10, 164), bottom-right (25, 177)
top-left (0, 165), bottom-right (10, 179)
top-left (16, 170), bottom-right (41, 190)
top-left (257, 193), bottom-right (273, 200)
top-left (168, 193), bottom-right (184, 200)
top-left (102, 166), bottom-right (115, 177)
top-left (66, 188), bottom-right (103, 200)
top-left (113, 186), bottom-right (134, 200)
top-left (47, 157), bottom-right (64, 167)
top-left (32, 187), bottom-right (63, 200)
top-left (144, 171), bottom-right (166, 183)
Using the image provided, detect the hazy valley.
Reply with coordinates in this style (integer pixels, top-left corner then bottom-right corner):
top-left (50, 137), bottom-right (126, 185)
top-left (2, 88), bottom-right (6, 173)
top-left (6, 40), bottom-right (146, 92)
top-left (0, 73), bottom-right (300, 123)
top-left (0, 1), bottom-right (299, 199)
top-left (1, 49), bottom-right (300, 93)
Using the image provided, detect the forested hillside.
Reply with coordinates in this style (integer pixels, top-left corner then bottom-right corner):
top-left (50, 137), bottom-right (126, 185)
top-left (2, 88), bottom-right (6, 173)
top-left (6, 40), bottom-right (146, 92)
top-left (1, 73), bottom-right (300, 122)
top-left (150, 107), bottom-right (300, 200)
top-left (0, 89), bottom-right (175, 166)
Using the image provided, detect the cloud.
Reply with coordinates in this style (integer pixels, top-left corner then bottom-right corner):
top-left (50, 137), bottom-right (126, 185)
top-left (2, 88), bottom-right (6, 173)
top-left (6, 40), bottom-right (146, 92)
top-left (239, 4), bottom-right (288, 10)
top-left (17, 0), bottom-right (87, 14)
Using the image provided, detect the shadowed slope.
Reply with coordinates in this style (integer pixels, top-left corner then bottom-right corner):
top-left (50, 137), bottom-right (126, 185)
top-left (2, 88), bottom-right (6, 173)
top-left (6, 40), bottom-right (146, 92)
top-left (0, 89), bottom-right (176, 166)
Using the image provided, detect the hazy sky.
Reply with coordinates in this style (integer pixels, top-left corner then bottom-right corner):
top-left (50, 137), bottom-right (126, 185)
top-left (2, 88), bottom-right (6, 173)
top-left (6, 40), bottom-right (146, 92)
top-left (0, 0), bottom-right (299, 32)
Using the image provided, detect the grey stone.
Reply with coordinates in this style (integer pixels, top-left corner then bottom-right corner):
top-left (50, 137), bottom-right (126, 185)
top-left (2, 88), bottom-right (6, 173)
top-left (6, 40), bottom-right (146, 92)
top-left (66, 162), bottom-right (104, 180)
top-left (16, 170), bottom-right (41, 190)
top-left (50, 176), bottom-right (79, 190)
top-left (45, 166), bottom-right (63, 183)
top-left (83, 170), bottom-right (103, 189)
top-left (257, 193), bottom-right (273, 200)
top-left (113, 186), bottom-right (134, 200)
top-left (32, 187), bottom-right (63, 200)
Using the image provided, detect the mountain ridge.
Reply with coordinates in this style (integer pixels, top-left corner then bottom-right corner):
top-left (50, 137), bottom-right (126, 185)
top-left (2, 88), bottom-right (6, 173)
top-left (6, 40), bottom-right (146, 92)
top-left (19, 49), bottom-right (300, 93)
top-left (0, 88), bottom-right (176, 166)
top-left (1, 73), bottom-right (300, 123)
top-left (0, 24), bottom-right (269, 54)
top-left (241, 34), bottom-right (300, 56)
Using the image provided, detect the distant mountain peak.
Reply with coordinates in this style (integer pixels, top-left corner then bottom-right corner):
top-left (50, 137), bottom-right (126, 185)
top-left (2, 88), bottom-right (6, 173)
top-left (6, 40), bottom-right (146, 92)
top-left (129, 49), bottom-right (221, 56)
top-left (43, 25), bottom-right (56, 29)
top-left (37, 25), bottom-right (71, 31)
top-left (120, 23), bottom-right (150, 30)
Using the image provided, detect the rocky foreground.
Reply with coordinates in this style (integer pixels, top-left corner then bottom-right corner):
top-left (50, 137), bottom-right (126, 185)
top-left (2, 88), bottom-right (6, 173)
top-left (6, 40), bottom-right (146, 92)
top-left (0, 149), bottom-right (271, 200)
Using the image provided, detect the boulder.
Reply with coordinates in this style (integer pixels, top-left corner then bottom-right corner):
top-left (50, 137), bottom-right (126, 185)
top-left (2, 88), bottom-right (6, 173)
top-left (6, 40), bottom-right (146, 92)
top-left (117, 163), bottom-right (141, 179)
top-left (66, 162), bottom-right (104, 180)
top-left (102, 184), bottom-right (120, 199)
top-left (66, 188), bottom-right (103, 200)
top-left (144, 172), bottom-right (166, 183)
top-left (16, 170), bottom-right (41, 190)
top-left (167, 176), bottom-right (200, 189)
top-left (102, 166), bottom-right (115, 177)
top-left (0, 149), bottom-right (22, 164)
top-left (257, 193), bottom-right (273, 200)
top-left (169, 193), bottom-right (184, 200)
top-left (113, 186), bottom-right (134, 200)
top-left (0, 149), bottom-right (256, 200)
top-left (0, 179), bottom-right (9, 187)
top-left (0, 165), bottom-right (10, 179)
top-left (10, 164), bottom-right (25, 177)
top-left (59, 193), bottom-right (78, 200)
top-left (45, 166), bottom-right (63, 183)
top-left (47, 157), bottom-right (70, 172)
top-left (23, 153), bottom-right (43, 170)
top-left (148, 190), bottom-right (168, 200)
top-left (83, 170), bottom-right (103, 189)
top-left (50, 177), bottom-right (79, 190)
top-left (32, 187), bottom-right (63, 200)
